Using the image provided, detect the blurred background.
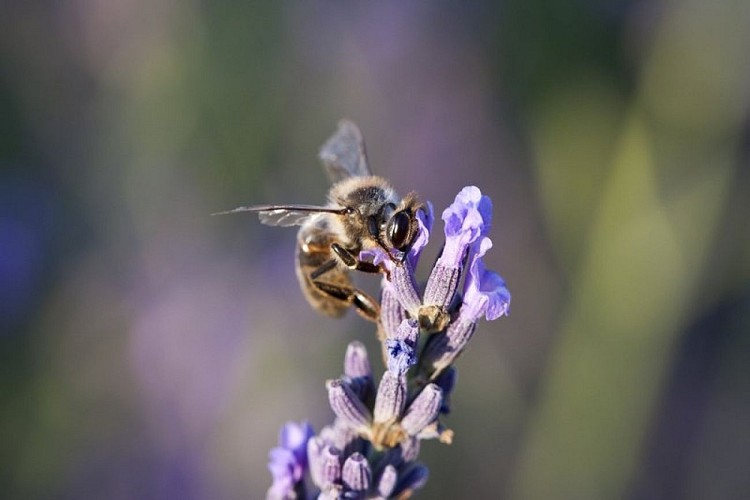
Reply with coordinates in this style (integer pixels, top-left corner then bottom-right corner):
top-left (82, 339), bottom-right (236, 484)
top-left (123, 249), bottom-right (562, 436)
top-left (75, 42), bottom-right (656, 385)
top-left (1, 1), bottom-right (749, 499)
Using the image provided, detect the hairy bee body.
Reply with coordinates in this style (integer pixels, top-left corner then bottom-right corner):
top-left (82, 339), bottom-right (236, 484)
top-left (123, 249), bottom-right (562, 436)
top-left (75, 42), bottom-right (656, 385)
top-left (216, 121), bottom-right (422, 322)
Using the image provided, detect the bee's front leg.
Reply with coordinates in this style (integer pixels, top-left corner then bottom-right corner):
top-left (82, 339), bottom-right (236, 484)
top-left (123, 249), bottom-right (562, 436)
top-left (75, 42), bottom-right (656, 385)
top-left (330, 242), bottom-right (383, 274)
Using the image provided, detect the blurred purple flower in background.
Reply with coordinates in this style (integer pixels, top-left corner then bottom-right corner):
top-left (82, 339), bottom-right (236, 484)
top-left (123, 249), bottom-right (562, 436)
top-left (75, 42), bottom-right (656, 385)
top-left (267, 421), bottom-right (314, 500)
top-left (266, 186), bottom-right (510, 498)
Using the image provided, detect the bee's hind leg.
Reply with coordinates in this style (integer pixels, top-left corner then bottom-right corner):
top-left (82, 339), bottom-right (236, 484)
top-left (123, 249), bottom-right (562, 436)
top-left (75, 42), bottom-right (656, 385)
top-left (311, 279), bottom-right (380, 323)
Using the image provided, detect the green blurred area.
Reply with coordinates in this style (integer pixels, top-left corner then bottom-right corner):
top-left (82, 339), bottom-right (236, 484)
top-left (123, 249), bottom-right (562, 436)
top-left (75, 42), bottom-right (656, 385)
top-left (1, 1), bottom-right (749, 499)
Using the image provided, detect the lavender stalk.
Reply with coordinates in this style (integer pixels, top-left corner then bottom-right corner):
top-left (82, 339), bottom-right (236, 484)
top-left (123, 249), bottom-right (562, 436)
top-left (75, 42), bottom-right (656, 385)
top-left (266, 186), bottom-right (511, 499)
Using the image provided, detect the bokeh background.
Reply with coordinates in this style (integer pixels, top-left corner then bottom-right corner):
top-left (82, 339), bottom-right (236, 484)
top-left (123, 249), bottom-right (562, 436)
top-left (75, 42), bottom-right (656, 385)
top-left (2, 1), bottom-right (749, 499)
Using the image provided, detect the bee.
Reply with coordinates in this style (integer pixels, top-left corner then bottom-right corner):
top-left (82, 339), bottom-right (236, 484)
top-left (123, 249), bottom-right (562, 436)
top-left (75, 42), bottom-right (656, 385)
top-left (215, 120), bottom-right (423, 322)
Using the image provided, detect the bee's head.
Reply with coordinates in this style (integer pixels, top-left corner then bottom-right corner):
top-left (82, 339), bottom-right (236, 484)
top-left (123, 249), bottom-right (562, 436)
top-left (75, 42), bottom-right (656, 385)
top-left (374, 192), bottom-right (422, 260)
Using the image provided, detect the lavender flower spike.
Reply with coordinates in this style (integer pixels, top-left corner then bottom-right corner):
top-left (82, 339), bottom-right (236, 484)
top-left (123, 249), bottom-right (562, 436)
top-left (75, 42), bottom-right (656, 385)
top-left (267, 421), bottom-right (314, 500)
top-left (264, 180), bottom-right (511, 498)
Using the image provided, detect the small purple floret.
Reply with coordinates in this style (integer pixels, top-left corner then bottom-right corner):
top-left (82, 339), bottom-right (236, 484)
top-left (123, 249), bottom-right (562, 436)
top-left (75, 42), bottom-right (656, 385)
top-left (385, 319), bottom-right (419, 375)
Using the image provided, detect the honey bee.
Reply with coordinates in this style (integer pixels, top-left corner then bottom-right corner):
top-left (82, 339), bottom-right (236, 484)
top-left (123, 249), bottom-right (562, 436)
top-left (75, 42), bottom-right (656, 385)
top-left (215, 120), bottom-right (423, 322)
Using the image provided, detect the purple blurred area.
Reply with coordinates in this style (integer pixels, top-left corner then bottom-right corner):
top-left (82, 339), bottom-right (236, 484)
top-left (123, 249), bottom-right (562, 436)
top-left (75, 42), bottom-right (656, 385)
top-left (1, 1), bottom-right (749, 499)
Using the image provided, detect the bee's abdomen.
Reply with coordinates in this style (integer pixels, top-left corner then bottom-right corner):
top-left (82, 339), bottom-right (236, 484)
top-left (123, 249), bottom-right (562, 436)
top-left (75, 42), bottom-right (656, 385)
top-left (296, 220), bottom-right (352, 318)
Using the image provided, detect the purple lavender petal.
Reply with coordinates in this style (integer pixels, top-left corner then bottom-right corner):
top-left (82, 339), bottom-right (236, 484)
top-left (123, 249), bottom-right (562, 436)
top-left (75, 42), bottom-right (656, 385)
top-left (327, 379), bottom-right (372, 429)
top-left (344, 341), bottom-right (372, 379)
top-left (385, 319), bottom-right (419, 375)
top-left (406, 202), bottom-right (434, 268)
top-left (400, 384), bottom-right (443, 436)
top-left (341, 452), bottom-right (372, 492)
top-left (461, 239), bottom-right (511, 323)
top-left (444, 186), bottom-right (492, 236)
top-left (373, 371), bottom-right (407, 424)
top-left (359, 248), bottom-right (390, 269)
top-left (437, 186), bottom-right (493, 269)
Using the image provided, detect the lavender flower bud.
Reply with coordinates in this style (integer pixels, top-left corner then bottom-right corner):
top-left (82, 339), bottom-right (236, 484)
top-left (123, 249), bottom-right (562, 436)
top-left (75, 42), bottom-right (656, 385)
top-left (320, 446), bottom-right (342, 488)
top-left (360, 248), bottom-right (421, 316)
top-left (380, 284), bottom-right (407, 340)
top-left (373, 371), bottom-right (407, 424)
top-left (389, 260), bottom-right (422, 316)
top-left (344, 341), bottom-right (371, 379)
top-left (423, 263), bottom-right (462, 311)
top-left (400, 384), bottom-right (443, 436)
top-left (385, 318), bottom-right (419, 375)
top-left (342, 452), bottom-right (371, 492)
top-left (327, 379), bottom-right (372, 429)
top-left (377, 465), bottom-right (398, 498)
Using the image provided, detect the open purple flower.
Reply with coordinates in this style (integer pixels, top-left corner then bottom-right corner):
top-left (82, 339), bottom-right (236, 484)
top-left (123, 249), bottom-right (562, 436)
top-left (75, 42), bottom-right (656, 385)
top-left (441, 186), bottom-right (493, 264)
top-left (423, 186), bottom-right (493, 313)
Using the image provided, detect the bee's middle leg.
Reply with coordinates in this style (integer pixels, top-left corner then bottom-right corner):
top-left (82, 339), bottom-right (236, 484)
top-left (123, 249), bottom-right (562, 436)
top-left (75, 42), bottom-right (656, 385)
top-left (311, 279), bottom-right (380, 322)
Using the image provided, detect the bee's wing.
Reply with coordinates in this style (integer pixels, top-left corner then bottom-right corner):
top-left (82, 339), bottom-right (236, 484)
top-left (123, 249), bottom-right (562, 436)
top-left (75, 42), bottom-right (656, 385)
top-left (212, 204), bottom-right (346, 227)
top-left (319, 119), bottom-right (372, 183)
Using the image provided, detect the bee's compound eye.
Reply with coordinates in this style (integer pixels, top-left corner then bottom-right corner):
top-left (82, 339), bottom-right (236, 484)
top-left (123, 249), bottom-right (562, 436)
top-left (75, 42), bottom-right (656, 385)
top-left (387, 212), bottom-right (412, 251)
